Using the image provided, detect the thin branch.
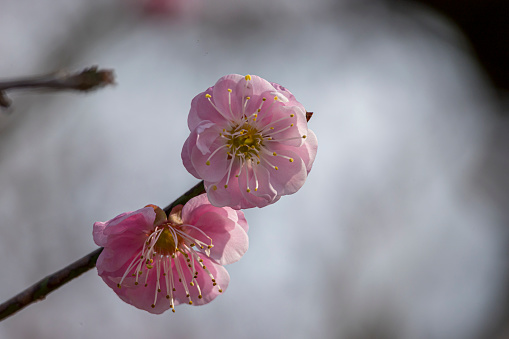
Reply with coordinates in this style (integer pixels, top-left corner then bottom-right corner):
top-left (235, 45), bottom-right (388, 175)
top-left (0, 66), bottom-right (115, 109)
top-left (0, 180), bottom-right (205, 322)
top-left (163, 180), bottom-right (205, 215)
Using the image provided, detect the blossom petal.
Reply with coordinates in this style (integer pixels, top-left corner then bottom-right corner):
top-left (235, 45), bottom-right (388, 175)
top-left (191, 136), bottom-right (228, 182)
top-left (189, 210), bottom-right (249, 265)
top-left (94, 207), bottom-right (155, 273)
top-left (263, 106), bottom-right (307, 148)
top-left (263, 148), bottom-right (307, 195)
top-left (188, 87), bottom-right (223, 130)
top-left (212, 74), bottom-right (245, 121)
top-left (238, 163), bottom-right (278, 208)
top-left (195, 121), bottom-right (219, 155)
top-left (270, 82), bottom-right (306, 112)
top-left (268, 128), bottom-right (317, 174)
top-left (182, 131), bottom-right (200, 179)
top-left (298, 128), bottom-right (318, 173)
top-left (188, 257), bottom-right (230, 306)
top-left (203, 161), bottom-right (243, 209)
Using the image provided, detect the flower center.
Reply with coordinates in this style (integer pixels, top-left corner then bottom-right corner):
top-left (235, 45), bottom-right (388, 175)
top-left (153, 226), bottom-right (180, 255)
top-left (227, 123), bottom-right (263, 161)
top-left (116, 221), bottom-right (220, 312)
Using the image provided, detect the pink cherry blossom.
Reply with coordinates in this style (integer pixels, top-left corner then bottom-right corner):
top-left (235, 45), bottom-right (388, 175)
top-left (93, 194), bottom-right (248, 314)
top-left (136, 0), bottom-right (202, 17)
top-left (182, 74), bottom-right (318, 209)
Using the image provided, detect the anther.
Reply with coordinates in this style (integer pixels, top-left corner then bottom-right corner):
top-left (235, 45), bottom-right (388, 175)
top-left (228, 89), bottom-right (232, 93)
top-left (245, 74), bottom-right (252, 81)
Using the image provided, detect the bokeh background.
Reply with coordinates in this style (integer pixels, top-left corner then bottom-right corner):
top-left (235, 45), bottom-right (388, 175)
top-left (1, 0), bottom-right (509, 338)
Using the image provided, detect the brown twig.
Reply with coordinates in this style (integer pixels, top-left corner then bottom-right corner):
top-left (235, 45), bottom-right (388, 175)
top-left (0, 180), bottom-right (205, 322)
top-left (0, 66), bottom-right (115, 109)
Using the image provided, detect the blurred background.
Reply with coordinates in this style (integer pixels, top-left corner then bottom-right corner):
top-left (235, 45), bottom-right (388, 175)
top-left (0, 0), bottom-right (508, 338)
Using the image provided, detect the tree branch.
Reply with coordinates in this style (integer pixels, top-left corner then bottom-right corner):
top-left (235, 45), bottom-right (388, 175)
top-left (0, 180), bottom-right (205, 322)
top-left (0, 66), bottom-right (115, 109)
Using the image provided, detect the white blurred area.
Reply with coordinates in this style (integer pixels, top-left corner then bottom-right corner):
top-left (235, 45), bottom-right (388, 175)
top-left (0, 0), bottom-right (508, 338)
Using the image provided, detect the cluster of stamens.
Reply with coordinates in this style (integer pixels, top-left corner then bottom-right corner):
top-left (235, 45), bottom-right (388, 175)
top-left (116, 220), bottom-right (220, 313)
top-left (204, 75), bottom-right (307, 193)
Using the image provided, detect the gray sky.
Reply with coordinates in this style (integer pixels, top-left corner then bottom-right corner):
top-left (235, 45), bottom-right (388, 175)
top-left (0, 1), bottom-right (506, 338)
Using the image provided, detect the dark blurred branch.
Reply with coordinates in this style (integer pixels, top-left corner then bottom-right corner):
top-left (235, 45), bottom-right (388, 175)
top-left (399, 0), bottom-right (509, 94)
top-left (0, 180), bottom-right (205, 322)
top-left (0, 66), bottom-right (115, 109)
top-left (0, 248), bottom-right (103, 322)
